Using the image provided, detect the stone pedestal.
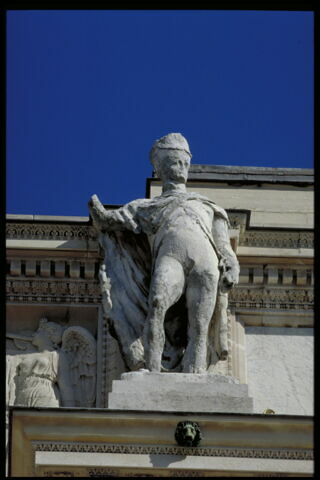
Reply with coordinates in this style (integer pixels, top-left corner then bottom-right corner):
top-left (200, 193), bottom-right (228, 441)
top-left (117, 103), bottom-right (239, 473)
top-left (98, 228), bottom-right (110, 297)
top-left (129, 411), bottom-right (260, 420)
top-left (108, 372), bottom-right (254, 413)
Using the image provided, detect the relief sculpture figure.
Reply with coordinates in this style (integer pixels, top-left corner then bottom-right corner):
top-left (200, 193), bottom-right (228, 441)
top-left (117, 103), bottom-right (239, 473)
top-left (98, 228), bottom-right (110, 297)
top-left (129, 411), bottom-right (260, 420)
top-left (6, 318), bottom-right (97, 408)
top-left (89, 133), bottom-right (239, 374)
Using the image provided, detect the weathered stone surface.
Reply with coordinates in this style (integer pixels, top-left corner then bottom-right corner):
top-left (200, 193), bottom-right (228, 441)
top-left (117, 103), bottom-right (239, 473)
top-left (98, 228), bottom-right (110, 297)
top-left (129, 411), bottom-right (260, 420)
top-left (108, 372), bottom-right (253, 413)
top-left (246, 327), bottom-right (314, 415)
top-left (10, 408), bottom-right (314, 477)
top-left (89, 133), bottom-right (239, 375)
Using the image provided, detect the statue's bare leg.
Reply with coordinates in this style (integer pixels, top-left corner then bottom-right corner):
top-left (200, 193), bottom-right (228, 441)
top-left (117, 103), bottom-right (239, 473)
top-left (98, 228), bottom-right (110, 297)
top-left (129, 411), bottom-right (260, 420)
top-left (182, 266), bottom-right (219, 373)
top-left (143, 255), bottom-right (185, 372)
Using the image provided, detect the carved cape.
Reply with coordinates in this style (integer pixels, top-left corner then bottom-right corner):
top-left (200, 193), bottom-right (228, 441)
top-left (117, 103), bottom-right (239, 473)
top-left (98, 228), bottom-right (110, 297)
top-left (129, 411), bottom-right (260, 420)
top-left (97, 192), bottom-right (231, 371)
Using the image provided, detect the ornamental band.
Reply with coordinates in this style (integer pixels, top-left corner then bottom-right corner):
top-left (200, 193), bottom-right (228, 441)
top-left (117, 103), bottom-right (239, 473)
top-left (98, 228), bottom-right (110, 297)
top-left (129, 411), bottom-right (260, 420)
top-left (89, 133), bottom-right (239, 374)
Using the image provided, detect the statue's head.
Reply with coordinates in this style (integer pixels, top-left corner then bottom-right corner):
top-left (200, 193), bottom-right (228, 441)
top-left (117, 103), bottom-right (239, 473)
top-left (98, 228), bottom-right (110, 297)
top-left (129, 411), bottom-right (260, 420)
top-left (150, 133), bottom-right (192, 184)
top-left (32, 318), bottom-right (64, 349)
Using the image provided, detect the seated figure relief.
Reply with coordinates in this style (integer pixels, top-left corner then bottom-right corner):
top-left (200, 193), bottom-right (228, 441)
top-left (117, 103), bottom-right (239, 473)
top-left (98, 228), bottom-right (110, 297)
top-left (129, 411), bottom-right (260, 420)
top-left (89, 133), bottom-right (239, 374)
top-left (6, 318), bottom-right (97, 408)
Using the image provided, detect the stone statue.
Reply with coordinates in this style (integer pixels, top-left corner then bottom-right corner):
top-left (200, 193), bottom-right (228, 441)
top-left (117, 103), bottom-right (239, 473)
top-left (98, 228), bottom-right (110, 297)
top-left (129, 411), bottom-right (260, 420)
top-left (6, 318), bottom-right (97, 408)
top-left (89, 133), bottom-right (239, 374)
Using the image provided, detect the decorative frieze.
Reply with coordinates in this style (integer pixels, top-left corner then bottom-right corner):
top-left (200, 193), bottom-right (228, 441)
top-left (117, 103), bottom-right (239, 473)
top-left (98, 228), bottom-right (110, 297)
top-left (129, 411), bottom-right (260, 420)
top-left (6, 271), bottom-right (313, 310)
top-left (6, 279), bottom-right (101, 304)
top-left (6, 220), bottom-right (314, 250)
top-left (239, 230), bottom-right (313, 249)
top-left (6, 225), bottom-right (313, 313)
top-left (6, 223), bottom-right (97, 241)
top-left (229, 286), bottom-right (313, 311)
top-left (85, 468), bottom-right (202, 477)
top-left (32, 440), bottom-right (313, 461)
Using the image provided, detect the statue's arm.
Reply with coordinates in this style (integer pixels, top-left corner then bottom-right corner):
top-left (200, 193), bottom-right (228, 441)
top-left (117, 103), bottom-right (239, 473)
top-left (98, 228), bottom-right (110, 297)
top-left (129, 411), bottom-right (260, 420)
top-left (212, 215), bottom-right (240, 290)
top-left (88, 194), bottom-right (141, 233)
top-left (57, 352), bottom-right (75, 407)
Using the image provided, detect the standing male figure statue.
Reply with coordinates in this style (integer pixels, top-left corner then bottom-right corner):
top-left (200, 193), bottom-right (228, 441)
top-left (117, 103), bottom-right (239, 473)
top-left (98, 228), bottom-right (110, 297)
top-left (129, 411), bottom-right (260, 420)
top-left (89, 133), bottom-right (239, 374)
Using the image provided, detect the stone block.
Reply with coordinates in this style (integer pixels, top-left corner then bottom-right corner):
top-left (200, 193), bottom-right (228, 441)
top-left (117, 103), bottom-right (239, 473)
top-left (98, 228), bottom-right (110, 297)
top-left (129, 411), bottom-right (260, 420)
top-left (239, 267), bottom-right (249, 284)
top-left (108, 372), bottom-right (253, 413)
top-left (282, 269), bottom-right (293, 285)
top-left (25, 260), bottom-right (36, 276)
top-left (55, 261), bottom-right (65, 278)
top-left (10, 260), bottom-right (21, 276)
top-left (40, 261), bottom-right (51, 277)
top-left (296, 269), bottom-right (307, 286)
top-left (253, 267), bottom-right (264, 284)
top-left (84, 263), bottom-right (95, 279)
top-left (267, 267), bottom-right (278, 285)
top-left (70, 261), bottom-right (80, 279)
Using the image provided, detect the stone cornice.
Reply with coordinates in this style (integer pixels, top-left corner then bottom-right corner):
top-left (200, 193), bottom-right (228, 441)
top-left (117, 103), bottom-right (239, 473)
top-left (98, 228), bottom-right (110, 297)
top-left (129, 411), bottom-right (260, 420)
top-left (6, 218), bottom-right (313, 314)
top-left (6, 215), bottom-right (314, 245)
top-left (9, 408), bottom-right (313, 477)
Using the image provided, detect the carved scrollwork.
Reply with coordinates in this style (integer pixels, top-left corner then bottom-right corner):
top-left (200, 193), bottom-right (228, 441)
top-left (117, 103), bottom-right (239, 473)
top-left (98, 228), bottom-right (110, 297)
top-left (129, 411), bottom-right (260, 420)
top-left (229, 286), bottom-right (313, 310)
top-left (239, 231), bottom-right (313, 249)
top-left (6, 279), bottom-right (101, 304)
top-left (31, 281), bottom-right (49, 295)
top-left (68, 282), bottom-right (86, 296)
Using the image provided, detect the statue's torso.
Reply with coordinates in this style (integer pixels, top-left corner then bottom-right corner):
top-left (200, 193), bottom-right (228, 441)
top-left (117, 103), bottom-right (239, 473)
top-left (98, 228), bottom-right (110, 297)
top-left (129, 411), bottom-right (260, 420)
top-left (137, 195), bottom-right (218, 268)
top-left (14, 351), bottom-right (59, 407)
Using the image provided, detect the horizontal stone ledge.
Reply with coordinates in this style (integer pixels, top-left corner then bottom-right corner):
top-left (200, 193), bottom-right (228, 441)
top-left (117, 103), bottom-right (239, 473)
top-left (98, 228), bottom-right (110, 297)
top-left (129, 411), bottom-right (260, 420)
top-left (108, 392), bottom-right (254, 413)
top-left (237, 246), bottom-right (313, 257)
top-left (34, 451), bottom-right (313, 475)
top-left (7, 249), bottom-right (100, 259)
top-left (237, 311), bottom-right (313, 328)
top-left (121, 372), bottom-right (240, 384)
top-left (6, 239), bottom-right (99, 251)
top-left (111, 383), bottom-right (249, 397)
top-left (109, 373), bottom-right (253, 413)
top-left (113, 373), bottom-right (248, 395)
top-left (6, 214), bottom-right (90, 222)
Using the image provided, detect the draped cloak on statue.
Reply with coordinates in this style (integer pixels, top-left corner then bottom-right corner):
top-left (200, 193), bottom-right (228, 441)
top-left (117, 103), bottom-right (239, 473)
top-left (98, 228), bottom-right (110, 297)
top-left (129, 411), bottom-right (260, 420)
top-left (96, 191), bottom-right (231, 372)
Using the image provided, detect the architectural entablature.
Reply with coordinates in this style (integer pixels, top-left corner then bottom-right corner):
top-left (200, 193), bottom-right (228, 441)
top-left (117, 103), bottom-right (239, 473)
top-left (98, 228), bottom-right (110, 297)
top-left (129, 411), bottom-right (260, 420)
top-left (6, 214), bottom-right (313, 318)
top-left (9, 407), bottom-right (314, 477)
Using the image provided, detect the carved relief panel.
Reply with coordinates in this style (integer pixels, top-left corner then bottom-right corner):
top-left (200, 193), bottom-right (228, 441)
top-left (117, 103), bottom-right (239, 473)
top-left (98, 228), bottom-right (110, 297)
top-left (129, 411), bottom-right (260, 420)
top-left (6, 305), bottom-right (98, 409)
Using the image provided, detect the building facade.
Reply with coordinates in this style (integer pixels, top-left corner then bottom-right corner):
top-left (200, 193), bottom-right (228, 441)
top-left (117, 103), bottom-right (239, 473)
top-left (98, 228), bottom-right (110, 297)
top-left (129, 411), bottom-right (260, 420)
top-left (6, 165), bottom-right (314, 476)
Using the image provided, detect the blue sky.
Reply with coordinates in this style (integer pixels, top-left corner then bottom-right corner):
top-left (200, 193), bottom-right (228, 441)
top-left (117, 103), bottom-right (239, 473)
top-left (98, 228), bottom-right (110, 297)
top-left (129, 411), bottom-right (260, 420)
top-left (6, 10), bottom-right (314, 216)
